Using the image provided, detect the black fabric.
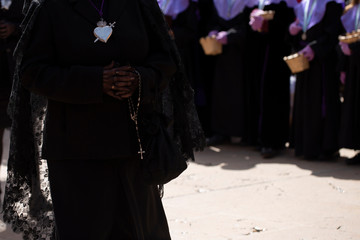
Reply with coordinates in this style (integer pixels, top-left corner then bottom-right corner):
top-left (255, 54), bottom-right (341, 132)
top-left (242, 5), bottom-right (263, 146)
top-left (247, 2), bottom-right (295, 149)
top-left (0, 0), bottom-right (24, 128)
top-left (140, 113), bottom-right (187, 185)
top-left (47, 157), bottom-right (171, 240)
top-left (194, 0), bottom-right (217, 137)
top-left (291, 2), bottom-right (343, 158)
top-left (209, 6), bottom-right (251, 137)
top-left (20, 0), bottom-right (173, 160)
top-left (139, 0), bottom-right (205, 159)
top-left (339, 41), bottom-right (360, 149)
top-left (170, 1), bottom-right (199, 88)
top-left (3, 0), bottom-right (206, 239)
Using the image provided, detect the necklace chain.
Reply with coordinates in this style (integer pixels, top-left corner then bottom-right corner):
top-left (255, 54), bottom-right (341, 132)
top-left (128, 70), bottom-right (145, 160)
top-left (88, 0), bottom-right (105, 18)
top-left (258, 0), bottom-right (266, 10)
top-left (226, 0), bottom-right (236, 17)
top-left (303, 0), bottom-right (318, 33)
top-left (355, 4), bottom-right (360, 31)
top-left (160, 0), bottom-right (171, 12)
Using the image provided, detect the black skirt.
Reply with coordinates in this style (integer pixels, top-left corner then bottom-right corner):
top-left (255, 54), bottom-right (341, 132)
top-left (47, 156), bottom-right (171, 240)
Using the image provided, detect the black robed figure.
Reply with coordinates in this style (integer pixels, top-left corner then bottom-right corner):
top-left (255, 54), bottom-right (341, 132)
top-left (195, 0), bottom-right (217, 137)
top-left (247, 0), bottom-right (297, 157)
top-left (206, 0), bottom-right (254, 145)
top-left (338, 0), bottom-right (360, 165)
top-left (290, 0), bottom-right (343, 160)
top-left (2, 0), bottom-right (205, 239)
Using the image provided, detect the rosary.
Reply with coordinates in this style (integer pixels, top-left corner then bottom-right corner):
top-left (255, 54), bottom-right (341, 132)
top-left (88, 0), bottom-right (116, 43)
top-left (128, 71), bottom-right (145, 160)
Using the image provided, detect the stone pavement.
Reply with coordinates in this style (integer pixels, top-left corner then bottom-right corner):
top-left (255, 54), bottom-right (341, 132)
top-left (0, 128), bottom-right (359, 240)
top-left (164, 146), bottom-right (360, 240)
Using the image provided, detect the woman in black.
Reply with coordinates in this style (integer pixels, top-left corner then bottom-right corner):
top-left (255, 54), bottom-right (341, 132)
top-left (248, 0), bottom-right (297, 157)
top-left (2, 0), bottom-right (205, 239)
top-left (206, 0), bottom-right (254, 145)
top-left (289, 0), bottom-right (343, 160)
top-left (339, 0), bottom-right (360, 165)
top-left (196, 0), bottom-right (217, 138)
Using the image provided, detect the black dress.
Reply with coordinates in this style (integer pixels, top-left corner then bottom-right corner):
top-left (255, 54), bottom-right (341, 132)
top-left (339, 41), bottom-right (360, 150)
top-left (19, 0), bottom-right (176, 239)
top-left (209, 5), bottom-right (250, 138)
top-left (246, 2), bottom-right (295, 150)
top-left (291, 1), bottom-right (343, 159)
top-left (0, 0), bottom-right (23, 128)
top-left (196, 0), bottom-right (217, 137)
top-left (243, 5), bottom-right (263, 146)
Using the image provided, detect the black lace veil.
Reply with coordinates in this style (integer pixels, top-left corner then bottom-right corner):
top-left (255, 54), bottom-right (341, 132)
top-left (2, 0), bottom-right (205, 239)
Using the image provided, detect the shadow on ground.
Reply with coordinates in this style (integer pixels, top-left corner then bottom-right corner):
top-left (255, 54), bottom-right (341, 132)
top-left (194, 144), bottom-right (360, 181)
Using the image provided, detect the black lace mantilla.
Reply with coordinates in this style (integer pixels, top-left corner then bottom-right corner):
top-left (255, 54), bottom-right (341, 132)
top-left (2, 0), bottom-right (205, 239)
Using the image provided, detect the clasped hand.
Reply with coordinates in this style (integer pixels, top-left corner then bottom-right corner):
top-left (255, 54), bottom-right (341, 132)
top-left (289, 19), bottom-right (302, 36)
top-left (0, 20), bottom-right (16, 39)
top-left (103, 61), bottom-right (139, 100)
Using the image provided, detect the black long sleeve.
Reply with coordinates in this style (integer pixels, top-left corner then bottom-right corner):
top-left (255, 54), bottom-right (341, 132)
top-left (21, 7), bottom-right (104, 104)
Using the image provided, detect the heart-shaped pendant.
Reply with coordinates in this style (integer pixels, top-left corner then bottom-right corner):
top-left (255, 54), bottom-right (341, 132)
top-left (93, 20), bottom-right (116, 43)
top-left (94, 26), bottom-right (113, 43)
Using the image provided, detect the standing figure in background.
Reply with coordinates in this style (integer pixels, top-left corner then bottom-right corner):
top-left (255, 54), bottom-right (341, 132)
top-left (289, 0), bottom-right (344, 160)
top-left (247, 0), bottom-right (298, 158)
top-left (0, 0), bottom-right (23, 166)
top-left (158, 0), bottom-right (199, 87)
top-left (196, 0), bottom-right (217, 138)
top-left (159, 0), bottom-right (218, 141)
top-left (206, 0), bottom-right (253, 146)
top-left (338, 0), bottom-right (360, 165)
top-left (241, 0), bottom-right (263, 148)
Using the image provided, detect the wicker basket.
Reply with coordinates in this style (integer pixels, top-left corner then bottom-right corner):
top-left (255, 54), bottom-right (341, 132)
top-left (260, 10), bottom-right (275, 20)
top-left (199, 36), bottom-right (223, 56)
top-left (283, 53), bottom-right (309, 74)
top-left (338, 30), bottom-right (360, 44)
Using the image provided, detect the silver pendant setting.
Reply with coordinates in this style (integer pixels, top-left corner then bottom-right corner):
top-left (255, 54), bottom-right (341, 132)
top-left (94, 19), bottom-right (116, 43)
top-left (302, 32), bottom-right (307, 41)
